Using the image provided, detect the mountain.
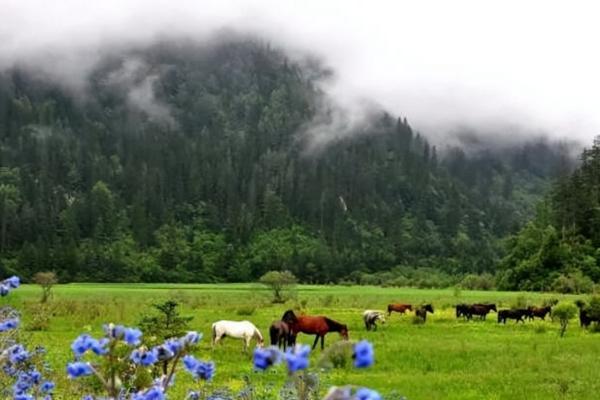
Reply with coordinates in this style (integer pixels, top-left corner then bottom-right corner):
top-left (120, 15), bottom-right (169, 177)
top-left (0, 39), bottom-right (574, 283)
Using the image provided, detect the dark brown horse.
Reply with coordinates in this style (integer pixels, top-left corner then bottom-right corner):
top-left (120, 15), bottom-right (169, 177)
top-left (415, 304), bottom-right (434, 322)
top-left (497, 309), bottom-right (528, 324)
top-left (387, 303), bottom-right (413, 316)
top-left (527, 306), bottom-right (551, 321)
top-left (282, 310), bottom-right (349, 350)
top-left (269, 320), bottom-right (295, 351)
top-left (467, 304), bottom-right (497, 320)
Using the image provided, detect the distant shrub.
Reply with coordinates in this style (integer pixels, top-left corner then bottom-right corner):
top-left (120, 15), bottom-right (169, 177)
top-left (511, 295), bottom-right (529, 309)
top-left (236, 306), bottom-right (256, 316)
top-left (552, 272), bottom-right (594, 294)
top-left (542, 297), bottom-right (559, 308)
top-left (318, 341), bottom-right (353, 369)
top-left (259, 270), bottom-right (297, 303)
top-left (382, 276), bottom-right (408, 288)
top-left (33, 271), bottom-right (58, 303)
top-left (459, 273), bottom-right (495, 291)
top-left (552, 302), bottom-right (578, 337)
top-left (453, 286), bottom-right (462, 298)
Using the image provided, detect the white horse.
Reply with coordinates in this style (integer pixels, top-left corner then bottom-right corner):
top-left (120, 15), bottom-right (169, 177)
top-left (211, 320), bottom-right (264, 352)
top-left (363, 310), bottom-right (386, 331)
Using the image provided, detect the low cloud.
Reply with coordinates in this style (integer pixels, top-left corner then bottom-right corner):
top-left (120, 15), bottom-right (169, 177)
top-left (1, 0), bottom-right (599, 147)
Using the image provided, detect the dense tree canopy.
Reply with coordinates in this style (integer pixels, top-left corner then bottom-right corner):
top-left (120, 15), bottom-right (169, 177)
top-left (0, 39), bottom-right (574, 283)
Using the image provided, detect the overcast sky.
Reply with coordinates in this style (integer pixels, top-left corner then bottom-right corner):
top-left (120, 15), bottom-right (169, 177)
top-left (1, 0), bottom-right (599, 145)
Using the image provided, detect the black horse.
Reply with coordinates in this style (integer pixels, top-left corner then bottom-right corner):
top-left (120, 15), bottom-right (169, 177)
top-left (498, 309), bottom-right (528, 324)
top-left (415, 304), bottom-right (434, 322)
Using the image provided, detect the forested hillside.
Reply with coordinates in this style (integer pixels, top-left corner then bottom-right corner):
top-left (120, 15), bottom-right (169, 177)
top-left (499, 138), bottom-right (600, 292)
top-left (0, 39), bottom-right (573, 283)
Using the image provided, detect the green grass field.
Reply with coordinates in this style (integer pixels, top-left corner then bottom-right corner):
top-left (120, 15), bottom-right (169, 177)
top-left (7, 284), bottom-right (600, 399)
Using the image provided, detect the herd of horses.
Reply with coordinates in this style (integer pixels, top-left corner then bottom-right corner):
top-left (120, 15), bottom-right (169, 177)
top-left (210, 300), bottom-right (599, 353)
top-left (211, 309), bottom-right (349, 352)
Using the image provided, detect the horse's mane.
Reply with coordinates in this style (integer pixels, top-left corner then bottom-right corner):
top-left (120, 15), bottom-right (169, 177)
top-left (324, 317), bottom-right (346, 331)
top-left (282, 310), bottom-right (298, 323)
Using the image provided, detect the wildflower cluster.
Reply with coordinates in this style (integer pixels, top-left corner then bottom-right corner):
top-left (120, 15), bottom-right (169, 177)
top-left (253, 340), bottom-right (381, 400)
top-left (0, 276), bottom-right (55, 399)
top-left (67, 325), bottom-right (213, 399)
top-left (0, 276), bottom-right (20, 297)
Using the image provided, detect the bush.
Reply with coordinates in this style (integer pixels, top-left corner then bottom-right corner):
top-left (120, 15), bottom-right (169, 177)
top-left (259, 270), bottom-right (297, 303)
top-left (236, 306), bottom-right (256, 316)
top-left (459, 273), bottom-right (495, 291)
top-left (552, 272), bottom-right (594, 294)
top-left (552, 302), bottom-right (578, 337)
top-left (511, 295), bottom-right (529, 309)
top-left (33, 271), bottom-right (58, 303)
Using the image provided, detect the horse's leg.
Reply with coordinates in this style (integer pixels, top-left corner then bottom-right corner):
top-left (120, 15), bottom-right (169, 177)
top-left (311, 335), bottom-right (319, 350)
top-left (320, 334), bottom-right (325, 350)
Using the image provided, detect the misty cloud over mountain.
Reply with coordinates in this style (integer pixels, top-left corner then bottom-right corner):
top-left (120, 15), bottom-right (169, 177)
top-left (2, 0), bottom-right (599, 147)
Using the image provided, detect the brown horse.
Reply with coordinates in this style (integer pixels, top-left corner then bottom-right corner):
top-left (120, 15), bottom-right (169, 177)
top-left (387, 303), bottom-right (413, 316)
top-left (282, 310), bottom-right (349, 350)
top-left (527, 306), bottom-right (551, 321)
top-left (467, 304), bottom-right (497, 320)
top-left (269, 320), bottom-right (295, 351)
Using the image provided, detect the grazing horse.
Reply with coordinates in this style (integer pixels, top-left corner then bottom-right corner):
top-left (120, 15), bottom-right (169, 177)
top-left (282, 310), bottom-right (349, 350)
top-left (415, 304), bottom-right (434, 322)
top-left (527, 306), bottom-right (551, 321)
top-left (387, 303), bottom-right (412, 316)
top-left (211, 320), bottom-right (264, 352)
top-left (269, 320), bottom-right (295, 351)
top-left (497, 309), bottom-right (528, 324)
top-left (467, 304), bottom-right (497, 320)
top-left (575, 301), bottom-right (600, 328)
top-left (456, 304), bottom-right (471, 319)
top-left (363, 310), bottom-right (386, 331)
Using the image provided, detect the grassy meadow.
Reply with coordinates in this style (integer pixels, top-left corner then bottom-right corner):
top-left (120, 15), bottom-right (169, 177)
top-left (6, 283), bottom-right (600, 399)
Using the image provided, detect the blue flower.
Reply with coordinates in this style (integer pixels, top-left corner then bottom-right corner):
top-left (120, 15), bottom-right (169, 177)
top-left (182, 355), bottom-right (215, 380)
top-left (7, 345), bottom-right (29, 363)
top-left (285, 344), bottom-right (310, 373)
top-left (40, 381), bottom-right (55, 393)
top-left (67, 362), bottom-right (93, 378)
top-left (132, 386), bottom-right (165, 400)
top-left (131, 348), bottom-right (158, 366)
top-left (187, 391), bottom-right (200, 400)
top-left (71, 335), bottom-right (108, 358)
top-left (0, 317), bottom-right (19, 331)
top-left (164, 338), bottom-right (183, 355)
top-left (13, 395), bottom-right (33, 400)
top-left (4, 276), bottom-right (20, 288)
top-left (154, 344), bottom-right (175, 361)
top-left (182, 331), bottom-right (202, 345)
top-left (253, 347), bottom-right (282, 371)
top-left (353, 340), bottom-right (374, 368)
top-left (123, 327), bottom-right (143, 346)
top-left (355, 388), bottom-right (382, 400)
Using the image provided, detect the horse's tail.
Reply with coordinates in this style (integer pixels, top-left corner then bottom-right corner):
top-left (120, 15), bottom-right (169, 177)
top-left (269, 325), bottom-right (278, 346)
